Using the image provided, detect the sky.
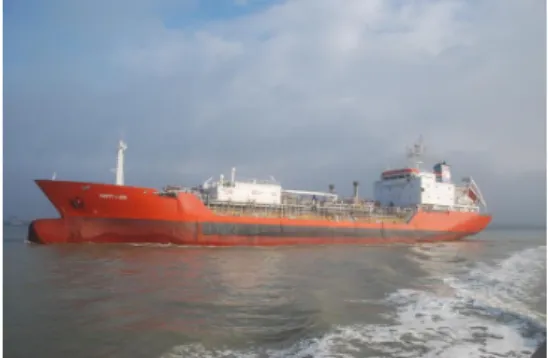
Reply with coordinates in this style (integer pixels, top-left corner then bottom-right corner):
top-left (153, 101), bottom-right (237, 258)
top-left (3, 0), bottom-right (546, 226)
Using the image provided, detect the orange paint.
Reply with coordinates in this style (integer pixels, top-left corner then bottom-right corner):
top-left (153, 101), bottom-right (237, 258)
top-left (28, 179), bottom-right (492, 245)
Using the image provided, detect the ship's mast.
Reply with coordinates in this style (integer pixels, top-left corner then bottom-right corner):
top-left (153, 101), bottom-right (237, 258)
top-left (115, 139), bottom-right (127, 186)
top-left (406, 135), bottom-right (425, 170)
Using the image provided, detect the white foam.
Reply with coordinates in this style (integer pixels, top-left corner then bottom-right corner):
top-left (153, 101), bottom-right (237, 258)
top-left (160, 245), bottom-right (546, 358)
top-left (444, 245), bottom-right (547, 325)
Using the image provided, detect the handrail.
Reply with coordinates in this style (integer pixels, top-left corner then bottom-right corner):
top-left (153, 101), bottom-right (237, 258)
top-left (161, 186), bottom-right (484, 214)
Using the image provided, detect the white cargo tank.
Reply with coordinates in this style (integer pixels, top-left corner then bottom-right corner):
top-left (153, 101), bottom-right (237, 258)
top-left (202, 168), bottom-right (282, 205)
top-left (215, 181), bottom-right (281, 205)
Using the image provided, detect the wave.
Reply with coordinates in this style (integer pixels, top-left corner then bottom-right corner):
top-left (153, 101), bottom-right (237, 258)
top-left (160, 245), bottom-right (546, 358)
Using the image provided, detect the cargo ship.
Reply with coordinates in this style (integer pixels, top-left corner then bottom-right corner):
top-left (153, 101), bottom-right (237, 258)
top-left (28, 138), bottom-right (492, 245)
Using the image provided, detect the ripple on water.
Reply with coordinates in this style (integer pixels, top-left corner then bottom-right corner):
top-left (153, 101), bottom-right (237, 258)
top-left (160, 245), bottom-right (546, 358)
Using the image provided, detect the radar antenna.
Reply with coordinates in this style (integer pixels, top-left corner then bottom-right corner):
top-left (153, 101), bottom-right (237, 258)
top-left (406, 135), bottom-right (425, 169)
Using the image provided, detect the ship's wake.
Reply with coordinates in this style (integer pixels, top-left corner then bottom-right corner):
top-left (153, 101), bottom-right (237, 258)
top-left (160, 245), bottom-right (546, 358)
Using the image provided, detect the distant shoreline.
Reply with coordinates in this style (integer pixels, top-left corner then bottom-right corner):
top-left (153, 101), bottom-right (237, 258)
top-left (486, 224), bottom-right (546, 231)
top-left (3, 221), bottom-right (30, 227)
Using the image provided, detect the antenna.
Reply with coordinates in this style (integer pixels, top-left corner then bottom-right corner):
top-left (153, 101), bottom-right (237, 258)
top-left (406, 135), bottom-right (425, 169)
top-left (115, 139), bottom-right (128, 185)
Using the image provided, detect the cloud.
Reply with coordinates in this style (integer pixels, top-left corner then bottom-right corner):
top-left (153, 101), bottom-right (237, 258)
top-left (4, 0), bottom-right (546, 226)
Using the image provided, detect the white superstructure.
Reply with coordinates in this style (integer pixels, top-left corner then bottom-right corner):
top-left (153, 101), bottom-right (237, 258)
top-left (162, 137), bottom-right (486, 214)
top-left (373, 138), bottom-right (486, 212)
top-left (373, 168), bottom-right (458, 208)
top-left (199, 168), bottom-right (341, 206)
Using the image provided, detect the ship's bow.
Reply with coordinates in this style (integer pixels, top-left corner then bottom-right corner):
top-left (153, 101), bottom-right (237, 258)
top-left (28, 218), bottom-right (72, 244)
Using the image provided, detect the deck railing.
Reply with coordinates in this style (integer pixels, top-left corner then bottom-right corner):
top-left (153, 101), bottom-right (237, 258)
top-left (161, 187), bottom-right (482, 218)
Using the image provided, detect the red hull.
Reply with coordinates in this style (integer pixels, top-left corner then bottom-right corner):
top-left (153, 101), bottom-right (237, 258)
top-left (28, 180), bottom-right (492, 245)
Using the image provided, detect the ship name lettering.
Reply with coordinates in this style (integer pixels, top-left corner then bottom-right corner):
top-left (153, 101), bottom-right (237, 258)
top-left (99, 194), bottom-right (128, 200)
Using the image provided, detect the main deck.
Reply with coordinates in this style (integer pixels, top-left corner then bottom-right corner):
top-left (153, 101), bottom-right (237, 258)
top-left (204, 199), bottom-right (415, 224)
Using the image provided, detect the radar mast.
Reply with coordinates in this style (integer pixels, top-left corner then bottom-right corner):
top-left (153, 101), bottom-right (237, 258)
top-left (115, 139), bottom-right (127, 186)
top-left (406, 135), bottom-right (425, 170)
